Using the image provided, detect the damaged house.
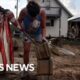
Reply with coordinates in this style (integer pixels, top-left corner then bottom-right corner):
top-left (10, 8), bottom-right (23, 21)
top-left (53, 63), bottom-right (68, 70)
top-left (40, 0), bottom-right (72, 37)
top-left (68, 16), bottom-right (80, 39)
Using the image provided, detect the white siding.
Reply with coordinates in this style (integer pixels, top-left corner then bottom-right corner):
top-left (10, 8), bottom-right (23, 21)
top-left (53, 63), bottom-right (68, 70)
top-left (46, 19), bottom-right (59, 37)
top-left (41, 0), bottom-right (59, 7)
top-left (61, 10), bottom-right (69, 37)
top-left (50, 0), bottom-right (59, 7)
top-left (45, 0), bottom-right (60, 37)
top-left (41, 0), bottom-right (69, 37)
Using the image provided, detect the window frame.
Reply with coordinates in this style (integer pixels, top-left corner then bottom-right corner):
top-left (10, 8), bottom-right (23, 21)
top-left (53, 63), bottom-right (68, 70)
top-left (46, 17), bottom-right (54, 27)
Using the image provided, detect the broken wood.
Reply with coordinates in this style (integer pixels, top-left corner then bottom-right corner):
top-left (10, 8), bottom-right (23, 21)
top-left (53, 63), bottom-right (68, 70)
top-left (35, 42), bottom-right (51, 60)
top-left (51, 45), bottom-right (75, 56)
top-left (37, 59), bottom-right (53, 75)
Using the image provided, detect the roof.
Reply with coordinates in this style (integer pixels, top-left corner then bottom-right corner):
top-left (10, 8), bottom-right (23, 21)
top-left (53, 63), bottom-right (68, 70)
top-left (68, 16), bottom-right (80, 22)
top-left (55, 0), bottom-right (73, 17)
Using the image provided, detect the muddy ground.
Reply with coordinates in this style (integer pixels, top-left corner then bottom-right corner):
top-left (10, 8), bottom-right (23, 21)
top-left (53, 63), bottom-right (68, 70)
top-left (0, 38), bottom-right (80, 80)
top-left (53, 45), bottom-right (80, 80)
top-left (13, 38), bottom-right (80, 80)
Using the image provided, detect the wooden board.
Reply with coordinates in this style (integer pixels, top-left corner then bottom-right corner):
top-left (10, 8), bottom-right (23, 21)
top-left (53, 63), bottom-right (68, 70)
top-left (35, 42), bottom-right (51, 60)
top-left (37, 59), bottom-right (53, 75)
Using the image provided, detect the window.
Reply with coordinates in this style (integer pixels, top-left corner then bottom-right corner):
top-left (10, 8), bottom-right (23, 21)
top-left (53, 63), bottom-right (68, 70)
top-left (51, 19), bottom-right (54, 26)
top-left (42, 0), bottom-right (44, 2)
top-left (46, 19), bottom-right (51, 26)
top-left (42, 0), bottom-right (50, 2)
top-left (42, 0), bottom-right (50, 10)
top-left (46, 18), bottom-right (54, 27)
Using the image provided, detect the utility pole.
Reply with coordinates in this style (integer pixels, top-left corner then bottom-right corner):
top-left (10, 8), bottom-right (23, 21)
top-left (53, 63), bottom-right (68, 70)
top-left (16, 0), bottom-right (18, 19)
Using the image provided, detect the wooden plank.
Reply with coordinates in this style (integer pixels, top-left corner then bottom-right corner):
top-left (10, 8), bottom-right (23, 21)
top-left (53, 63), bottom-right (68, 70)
top-left (37, 59), bottom-right (53, 75)
top-left (35, 42), bottom-right (51, 60)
